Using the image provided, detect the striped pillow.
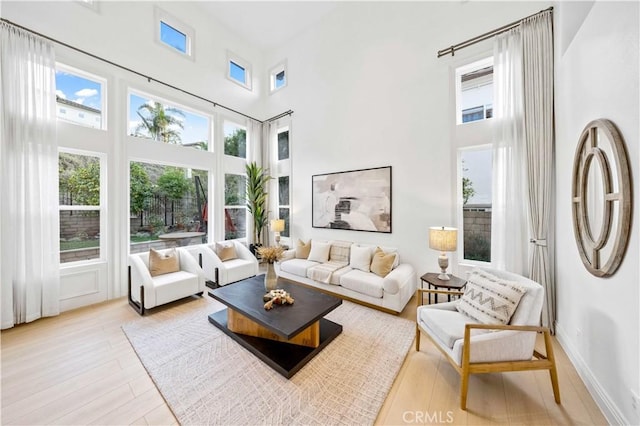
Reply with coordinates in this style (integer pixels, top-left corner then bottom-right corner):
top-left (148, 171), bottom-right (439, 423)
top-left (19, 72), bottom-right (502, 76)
top-left (329, 240), bottom-right (351, 263)
top-left (456, 269), bottom-right (526, 325)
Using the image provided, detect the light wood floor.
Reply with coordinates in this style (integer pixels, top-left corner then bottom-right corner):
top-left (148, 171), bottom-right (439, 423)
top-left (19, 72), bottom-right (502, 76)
top-left (1, 294), bottom-right (607, 425)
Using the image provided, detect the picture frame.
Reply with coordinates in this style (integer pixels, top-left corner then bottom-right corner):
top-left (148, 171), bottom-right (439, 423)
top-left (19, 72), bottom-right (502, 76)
top-left (312, 166), bottom-right (392, 233)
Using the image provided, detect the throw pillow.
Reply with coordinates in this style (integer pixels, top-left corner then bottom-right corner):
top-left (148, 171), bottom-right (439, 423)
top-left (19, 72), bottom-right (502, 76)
top-left (370, 247), bottom-right (396, 278)
top-left (329, 240), bottom-right (351, 263)
top-left (216, 242), bottom-right (237, 262)
top-left (456, 269), bottom-right (526, 325)
top-left (295, 239), bottom-right (312, 259)
top-left (307, 241), bottom-right (331, 263)
top-left (350, 244), bottom-right (372, 272)
top-left (149, 248), bottom-right (179, 277)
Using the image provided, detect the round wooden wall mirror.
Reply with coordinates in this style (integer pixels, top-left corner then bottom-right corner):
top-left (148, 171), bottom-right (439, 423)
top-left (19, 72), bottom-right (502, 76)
top-left (571, 119), bottom-right (632, 277)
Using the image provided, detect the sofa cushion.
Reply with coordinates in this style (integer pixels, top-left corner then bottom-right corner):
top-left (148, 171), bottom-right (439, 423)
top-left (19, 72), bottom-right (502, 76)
top-left (456, 269), bottom-right (526, 325)
top-left (419, 307), bottom-right (482, 348)
top-left (370, 247), bottom-right (396, 278)
top-left (329, 240), bottom-right (351, 263)
top-left (295, 239), bottom-right (311, 259)
top-left (221, 258), bottom-right (257, 284)
top-left (280, 259), bottom-right (319, 276)
top-left (152, 270), bottom-right (199, 305)
top-left (349, 244), bottom-right (372, 272)
top-left (215, 242), bottom-right (237, 262)
top-left (340, 270), bottom-right (384, 298)
top-left (308, 241), bottom-right (331, 263)
top-left (149, 248), bottom-right (179, 277)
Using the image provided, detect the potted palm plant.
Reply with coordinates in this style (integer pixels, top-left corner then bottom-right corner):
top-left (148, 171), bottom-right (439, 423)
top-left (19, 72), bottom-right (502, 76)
top-left (245, 162), bottom-right (271, 256)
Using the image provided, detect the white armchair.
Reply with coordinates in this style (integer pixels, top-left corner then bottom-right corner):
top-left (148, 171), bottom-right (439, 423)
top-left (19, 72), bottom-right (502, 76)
top-left (184, 241), bottom-right (258, 288)
top-left (128, 247), bottom-right (206, 315)
top-left (416, 267), bottom-right (560, 410)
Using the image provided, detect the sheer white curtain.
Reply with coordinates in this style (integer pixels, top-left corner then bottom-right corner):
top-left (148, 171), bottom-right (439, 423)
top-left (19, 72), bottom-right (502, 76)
top-left (491, 11), bottom-right (555, 330)
top-left (0, 22), bottom-right (60, 329)
top-left (522, 12), bottom-right (555, 332)
top-left (491, 27), bottom-right (529, 276)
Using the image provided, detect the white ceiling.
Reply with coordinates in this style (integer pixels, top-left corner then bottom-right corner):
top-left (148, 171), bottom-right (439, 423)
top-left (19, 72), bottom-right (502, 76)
top-left (198, 1), bottom-right (340, 50)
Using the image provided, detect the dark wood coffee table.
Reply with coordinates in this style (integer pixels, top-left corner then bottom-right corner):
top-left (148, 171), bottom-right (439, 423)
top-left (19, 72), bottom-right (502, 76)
top-left (208, 275), bottom-right (342, 378)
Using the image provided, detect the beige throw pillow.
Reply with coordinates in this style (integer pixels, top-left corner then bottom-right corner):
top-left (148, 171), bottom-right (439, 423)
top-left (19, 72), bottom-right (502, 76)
top-left (456, 269), bottom-right (526, 325)
top-left (216, 242), bottom-right (237, 262)
top-left (370, 247), bottom-right (396, 278)
top-left (149, 248), bottom-right (179, 277)
top-left (295, 239), bottom-right (312, 259)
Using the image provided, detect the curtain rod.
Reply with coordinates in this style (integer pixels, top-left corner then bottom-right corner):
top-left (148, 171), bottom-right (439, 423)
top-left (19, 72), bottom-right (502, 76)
top-left (437, 6), bottom-right (553, 58)
top-left (0, 18), bottom-right (293, 124)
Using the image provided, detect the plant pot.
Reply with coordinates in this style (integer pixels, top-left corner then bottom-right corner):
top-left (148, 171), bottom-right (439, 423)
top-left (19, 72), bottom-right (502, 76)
top-left (250, 243), bottom-right (263, 259)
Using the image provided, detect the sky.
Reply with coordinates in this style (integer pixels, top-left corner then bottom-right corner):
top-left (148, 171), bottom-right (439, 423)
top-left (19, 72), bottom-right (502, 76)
top-left (55, 70), bottom-right (102, 110)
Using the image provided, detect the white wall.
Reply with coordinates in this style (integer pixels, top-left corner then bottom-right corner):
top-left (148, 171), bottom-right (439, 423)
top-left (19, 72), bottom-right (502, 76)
top-left (1, 1), bottom-right (266, 118)
top-left (263, 1), bottom-right (545, 273)
top-left (554, 2), bottom-right (639, 424)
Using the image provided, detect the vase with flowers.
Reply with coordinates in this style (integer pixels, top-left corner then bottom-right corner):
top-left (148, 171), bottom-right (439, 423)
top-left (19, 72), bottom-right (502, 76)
top-left (257, 246), bottom-right (285, 291)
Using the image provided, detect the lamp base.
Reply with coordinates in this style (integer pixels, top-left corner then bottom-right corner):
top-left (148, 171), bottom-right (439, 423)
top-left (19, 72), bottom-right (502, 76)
top-left (437, 252), bottom-right (450, 280)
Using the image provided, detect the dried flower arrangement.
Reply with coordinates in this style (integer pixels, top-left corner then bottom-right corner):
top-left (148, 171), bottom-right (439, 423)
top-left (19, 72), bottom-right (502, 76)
top-left (257, 245), bottom-right (285, 264)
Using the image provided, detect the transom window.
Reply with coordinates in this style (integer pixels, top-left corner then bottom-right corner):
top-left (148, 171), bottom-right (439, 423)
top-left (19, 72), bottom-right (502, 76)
top-left (155, 7), bottom-right (194, 58)
top-left (227, 51), bottom-right (252, 90)
top-left (160, 22), bottom-right (187, 54)
top-left (128, 91), bottom-right (210, 150)
top-left (456, 57), bottom-right (493, 125)
top-left (270, 62), bottom-right (287, 93)
top-left (55, 64), bottom-right (105, 130)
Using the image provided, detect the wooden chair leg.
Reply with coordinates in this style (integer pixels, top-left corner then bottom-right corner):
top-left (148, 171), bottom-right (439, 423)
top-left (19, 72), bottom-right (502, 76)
top-left (544, 330), bottom-right (561, 404)
top-left (416, 325), bottom-right (421, 351)
top-left (460, 368), bottom-right (470, 410)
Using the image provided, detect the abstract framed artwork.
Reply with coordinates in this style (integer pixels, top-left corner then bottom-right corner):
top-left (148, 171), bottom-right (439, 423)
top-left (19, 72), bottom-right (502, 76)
top-left (312, 166), bottom-right (391, 233)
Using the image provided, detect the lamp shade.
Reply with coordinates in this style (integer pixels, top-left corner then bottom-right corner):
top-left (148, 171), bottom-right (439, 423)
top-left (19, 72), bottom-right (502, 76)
top-left (270, 219), bottom-right (285, 232)
top-left (429, 226), bottom-right (458, 252)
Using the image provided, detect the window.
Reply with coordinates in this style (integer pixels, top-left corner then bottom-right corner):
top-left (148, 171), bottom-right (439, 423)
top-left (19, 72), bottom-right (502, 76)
top-left (160, 22), bottom-right (187, 54)
top-left (55, 65), bottom-right (105, 130)
top-left (460, 147), bottom-right (492, 263)
top-left (227, 51), bottom-right (252, 90)
top-left (456, 57), bottom-right (493, 125)
top-left (224, 174), bottom-right (247, 240)
top-left (155, 7), bottom-right (194, 58)
top-left (269, 62), bottom-right (287, 93)
top-left (223, 121), bottom-right (247, 159)
top-left (129, 162), bottom-right (208, 253)
top-left (278, 129), bottom-right (289, 161)
top-left (59, 151), bottom-right (104, 263)
top-left (275, 127), bottom-right (291, 239)
top-left (128, 92), bottom-right (210, 150)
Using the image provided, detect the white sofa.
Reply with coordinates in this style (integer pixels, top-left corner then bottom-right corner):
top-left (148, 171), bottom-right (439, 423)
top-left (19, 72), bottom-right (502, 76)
top-left (184, 241), bottom-right (259, 288)
top-left (275, 240), bottom-right (416, 314)
top-left (128, 247), bottom-right (206, 315)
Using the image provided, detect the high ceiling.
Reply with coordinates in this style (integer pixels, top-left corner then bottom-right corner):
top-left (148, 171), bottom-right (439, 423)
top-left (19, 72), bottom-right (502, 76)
top-left (198, 1), bottom-right (340, 50)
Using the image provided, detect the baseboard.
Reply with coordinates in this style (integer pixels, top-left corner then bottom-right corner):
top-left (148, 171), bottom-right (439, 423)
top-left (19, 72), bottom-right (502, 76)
top-left (555, 322), bottom-right (629, 425)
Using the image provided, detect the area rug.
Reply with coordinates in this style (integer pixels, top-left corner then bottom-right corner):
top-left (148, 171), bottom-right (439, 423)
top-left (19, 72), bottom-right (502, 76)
top-left (122, 298), bottom-right (415, 425)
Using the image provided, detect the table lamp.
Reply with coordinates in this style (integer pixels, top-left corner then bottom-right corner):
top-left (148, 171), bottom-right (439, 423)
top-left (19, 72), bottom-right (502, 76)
top-left (271, 219), bottom-right (285, 246)
top-left (429, 226), bottom-right (458, 280)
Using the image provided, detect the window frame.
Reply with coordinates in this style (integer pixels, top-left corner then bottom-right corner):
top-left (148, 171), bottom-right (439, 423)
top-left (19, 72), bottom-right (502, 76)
top-left (269, 61), bottom-right (288, 94)
top-left (154, 7), bottom-right (195, 60)
top-left (59, 148), bottom-right (107, 265)
top-left (455, 56), bottom-right (494, 126)
top-left (457, 144), bottom-right (493, 267)
top-left (274, 124), bottom-right (292, 244)
top-left (55, 62), bottom-right (107, 131)
top-left (226, 50), bottom-right (253, 91)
